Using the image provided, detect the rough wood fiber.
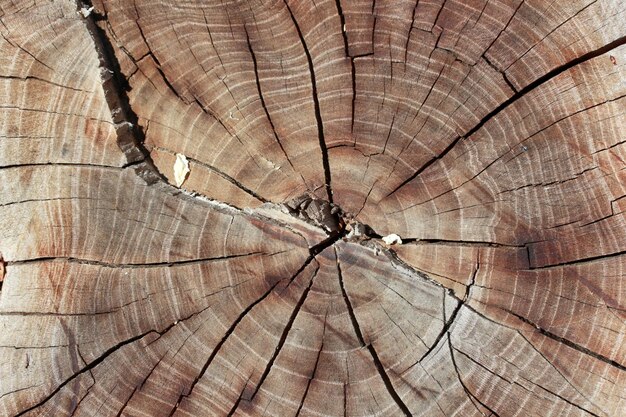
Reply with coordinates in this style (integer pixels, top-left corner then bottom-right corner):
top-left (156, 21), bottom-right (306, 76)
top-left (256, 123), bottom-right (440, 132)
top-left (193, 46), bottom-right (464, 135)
top-left (0, 0), bottom-right (625, 416)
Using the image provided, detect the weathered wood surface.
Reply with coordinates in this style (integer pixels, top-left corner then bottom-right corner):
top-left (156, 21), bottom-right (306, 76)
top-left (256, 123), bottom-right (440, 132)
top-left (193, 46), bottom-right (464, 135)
top-left (0, 0), bottom-right (625, 416)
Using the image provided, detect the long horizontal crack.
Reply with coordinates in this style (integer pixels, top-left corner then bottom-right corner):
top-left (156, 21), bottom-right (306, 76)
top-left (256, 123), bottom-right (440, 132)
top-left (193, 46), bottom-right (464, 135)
top-left (401, 238), bottom-right (524, 248)
top-left (0, 162), bottom-right (125, 171)
top-left (371, 242), bottom-right (446, 290)
top-left (0, 197), bottom-right (94, 209)
top-left (6, 251), bottom-right (277, 269)
top-left (528, 248), bottom-right (626, 270)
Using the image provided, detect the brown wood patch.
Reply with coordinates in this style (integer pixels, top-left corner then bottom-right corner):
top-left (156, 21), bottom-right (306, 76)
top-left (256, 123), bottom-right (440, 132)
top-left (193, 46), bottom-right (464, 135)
top-left (0, 1), bottom-right (625, 416)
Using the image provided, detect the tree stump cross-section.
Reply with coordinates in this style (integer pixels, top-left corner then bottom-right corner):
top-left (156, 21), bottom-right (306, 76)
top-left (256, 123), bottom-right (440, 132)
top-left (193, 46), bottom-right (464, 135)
top-left (0, 0), bottom-right (625, 416)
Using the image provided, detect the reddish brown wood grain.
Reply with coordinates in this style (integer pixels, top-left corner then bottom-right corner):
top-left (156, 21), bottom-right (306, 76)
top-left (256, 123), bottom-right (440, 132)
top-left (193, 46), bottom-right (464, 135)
top-left (0, 0), bottom-right (625, 416)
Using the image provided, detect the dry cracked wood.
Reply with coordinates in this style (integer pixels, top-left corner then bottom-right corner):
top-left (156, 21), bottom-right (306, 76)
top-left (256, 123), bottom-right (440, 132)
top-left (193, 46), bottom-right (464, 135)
top-left (0, 0), bottom-right (625, 416)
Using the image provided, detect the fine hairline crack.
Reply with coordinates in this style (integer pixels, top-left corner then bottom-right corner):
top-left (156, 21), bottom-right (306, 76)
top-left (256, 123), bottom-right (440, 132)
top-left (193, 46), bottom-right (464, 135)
top-left (335, 248), bottom-right (413, 416)
top-left (166, 253), bottom-right (322, 417)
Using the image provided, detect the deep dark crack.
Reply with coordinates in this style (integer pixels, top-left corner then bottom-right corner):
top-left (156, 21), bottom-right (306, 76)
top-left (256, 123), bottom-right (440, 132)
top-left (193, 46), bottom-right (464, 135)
top-left (284, 195), bottom-right (343, 234)
top-left (78, 0), bottom-right (163, 185)
top-left (504, 309), bottom-right (626, 372)
top-left (387, 34), bottom-right (626, 198)
top-left (282, 0), bottom-right (334, 203)
top-left (336, 253), bottom-right (412, 416)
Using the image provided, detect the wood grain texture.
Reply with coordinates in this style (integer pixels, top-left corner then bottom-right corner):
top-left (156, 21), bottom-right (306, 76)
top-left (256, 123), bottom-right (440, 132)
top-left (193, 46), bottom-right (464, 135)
top-left (0, 0), bottom-right (625, 416)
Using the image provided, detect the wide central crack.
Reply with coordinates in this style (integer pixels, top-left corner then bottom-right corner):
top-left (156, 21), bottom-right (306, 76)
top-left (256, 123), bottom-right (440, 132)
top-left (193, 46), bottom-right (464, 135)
top-left (283, 195), bottom-right (343, 234)
top-left (281, 194), bottom-right (382, 246)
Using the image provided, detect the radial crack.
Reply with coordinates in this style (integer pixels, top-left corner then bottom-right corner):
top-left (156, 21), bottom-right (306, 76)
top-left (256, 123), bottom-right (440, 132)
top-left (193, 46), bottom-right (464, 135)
top-left (504, 309), bottom-right (626, 372)
top-left (282, 0), bottom-right (333, 202)
top-left (336, 254), bottom-right (412, 416)
top-left (455, 347), bottom-right (599, 417)
top-left (529, 248), bottom-right (626, 270)
top-left (228, 267), bottom-right (319, 414)
top-left (467, 37), bottom-right (626, 142)
top-left (401, 238), bottom-right (524, 248)
top-left (402, 255), bottom-right (478, 373)
top-left (333, 0), bottom-right (357, 136)
top-left (295, 312), bottom-right (327, 417)
top-left (385, 134), bottom-right (463, 198)
top-left (387, 34), bottom-right (626, 197)
top-left (169, 150), bottom-right (268, 203)
top-left (447, 336), bottom-right (500, 416)
top-left (243, 26), bottom-right (296, 173)
top-left (114, 386), bottom-right (137, 417)
top-left (14, 305), bottom-right (209, 416)
top-left (166, 257), bottom-right (318, 416)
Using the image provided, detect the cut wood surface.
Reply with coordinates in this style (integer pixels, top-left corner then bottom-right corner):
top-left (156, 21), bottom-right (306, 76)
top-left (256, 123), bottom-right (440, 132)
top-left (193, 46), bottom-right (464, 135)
top-left (0, 0), bottom-right (625, 416)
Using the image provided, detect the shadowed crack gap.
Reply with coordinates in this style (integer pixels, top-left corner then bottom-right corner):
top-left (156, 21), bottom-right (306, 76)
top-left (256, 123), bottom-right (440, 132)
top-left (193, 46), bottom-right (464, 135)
top-left (77, 0), bottom-right (164, 185)
top-left (333, 0), bottom-right (358, 135)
